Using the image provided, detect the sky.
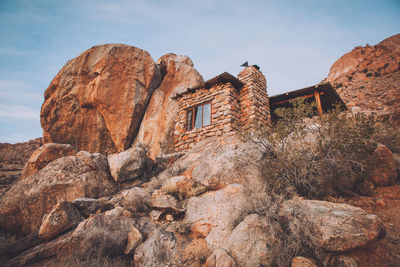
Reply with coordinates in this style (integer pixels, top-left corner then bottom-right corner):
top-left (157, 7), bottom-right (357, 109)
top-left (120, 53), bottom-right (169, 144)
top-left (0, 0), bottom-right (399, 143)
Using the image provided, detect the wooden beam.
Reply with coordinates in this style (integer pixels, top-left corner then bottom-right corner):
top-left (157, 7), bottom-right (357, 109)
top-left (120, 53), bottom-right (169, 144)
top-left (270, 92), bottom-right (324, 107)
top-left (314, 90), bottom-right (323, 115)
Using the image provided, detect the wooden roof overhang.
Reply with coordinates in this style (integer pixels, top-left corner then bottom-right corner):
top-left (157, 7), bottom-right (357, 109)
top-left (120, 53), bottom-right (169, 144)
top-left (269, 83), bottom-right (347, 118)
top-left (172, 72), bottom-right (244, 99)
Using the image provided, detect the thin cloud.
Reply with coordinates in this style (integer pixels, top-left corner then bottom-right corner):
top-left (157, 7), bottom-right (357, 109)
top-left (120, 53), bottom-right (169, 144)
top-left (0, 104), bottom-right (40, 120)
top-left (0, 81), bottom-right (42, 102)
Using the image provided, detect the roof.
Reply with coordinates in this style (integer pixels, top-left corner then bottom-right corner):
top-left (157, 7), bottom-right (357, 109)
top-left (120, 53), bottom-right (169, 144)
top-left (269, 82), bottom-right (347, 110)
top-left (173, 72), bottom-right (244, 99)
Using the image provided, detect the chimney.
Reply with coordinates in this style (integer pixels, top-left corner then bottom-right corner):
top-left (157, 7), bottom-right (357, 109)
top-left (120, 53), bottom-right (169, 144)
top-left (238, 65), bottom-right (270, 130)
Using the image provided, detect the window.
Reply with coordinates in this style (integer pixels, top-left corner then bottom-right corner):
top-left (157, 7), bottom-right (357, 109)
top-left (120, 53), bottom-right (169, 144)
top-left (186, 102), bottom-right (212, 131)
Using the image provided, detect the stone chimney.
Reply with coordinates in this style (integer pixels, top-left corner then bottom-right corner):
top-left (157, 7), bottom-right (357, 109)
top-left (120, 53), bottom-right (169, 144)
top-left (238, 65), bottom-right (270, 131)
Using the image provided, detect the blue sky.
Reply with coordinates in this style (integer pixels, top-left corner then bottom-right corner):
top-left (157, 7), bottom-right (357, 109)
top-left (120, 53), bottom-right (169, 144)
top-left (0, 0), bottom-right (399, 143)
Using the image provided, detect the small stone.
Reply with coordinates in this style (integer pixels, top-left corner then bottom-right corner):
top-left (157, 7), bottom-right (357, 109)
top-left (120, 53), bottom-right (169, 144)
top-left (124, 226), bottom-right (143, 255)
top-left (150, 210), bottom-right (163, 221)
top-left (291, 256), bottom-right (318, 267)
top-left (375, 198), bottom-right (386, 208)
top-left (165, 214), bottom-right (174, 222)
top-left (331, 255), bottom-right (358, 267)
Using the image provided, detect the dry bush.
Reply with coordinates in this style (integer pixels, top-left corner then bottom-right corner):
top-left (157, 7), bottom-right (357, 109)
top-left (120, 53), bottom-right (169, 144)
top-left (239, 183), bottom-right (323, 266)
top-left (48, 249), bottom-right (131, 267)
top-left (240, 99), bottom-right (380, 199)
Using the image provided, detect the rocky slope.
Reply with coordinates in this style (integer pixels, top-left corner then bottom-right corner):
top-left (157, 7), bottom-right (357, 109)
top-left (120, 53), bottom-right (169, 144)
top-left (326, 34), bottom-right (400, 126)
top-left (0, 138), bottom-right (42, 196)
top-left (0, 138), bottom-right (392, 266)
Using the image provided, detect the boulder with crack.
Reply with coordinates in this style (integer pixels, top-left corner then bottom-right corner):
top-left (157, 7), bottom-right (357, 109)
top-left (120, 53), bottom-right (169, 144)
top-left (280, 198), bottom-right (386, 252)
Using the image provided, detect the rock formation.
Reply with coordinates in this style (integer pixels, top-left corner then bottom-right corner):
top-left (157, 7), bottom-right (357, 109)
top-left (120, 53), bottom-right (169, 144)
top-left (0, 138), bottom-right (42, 196)
top-left (135, 53), bottom-right (203, 158)
top-left (20, 143), bottom-right (76, 179)
top-left (326, 34), bottom-right (400, 126)
top-left (40, 44), bottom-right (161, 154)
top-left (0, 151), bottom-right (116, 235)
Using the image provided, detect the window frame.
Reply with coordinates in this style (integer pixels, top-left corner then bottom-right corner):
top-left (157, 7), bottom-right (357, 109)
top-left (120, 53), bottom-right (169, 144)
top-left (185, 101), bottom-right (212, 131)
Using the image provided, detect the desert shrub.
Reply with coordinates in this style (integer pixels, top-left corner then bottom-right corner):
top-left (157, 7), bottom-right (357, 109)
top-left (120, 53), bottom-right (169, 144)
top-left (240, 184), bottom-right (323, 266)
top-left (240, 98), bottom-right (380, 199)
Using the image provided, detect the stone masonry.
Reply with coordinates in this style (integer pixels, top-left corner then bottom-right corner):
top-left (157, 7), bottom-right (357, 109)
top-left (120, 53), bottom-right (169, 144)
top-left (238, 66), bottom-right (270, 131)
top-left (174, 66), bottom-right (270, 152)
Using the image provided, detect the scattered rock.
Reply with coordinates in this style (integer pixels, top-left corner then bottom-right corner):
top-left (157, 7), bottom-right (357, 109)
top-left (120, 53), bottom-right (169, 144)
top-left (111, 187), bottom-right (150, 212)
top-left (104, 207), bottom-right (133, 218)
top-left (21, 143), bottom-right (76, 179)
top-left (135, 53), bottom-right (203, 158)
top-left (184, 183), bottom-right (247, 251)
top-left (38, 201), bottom-right (83, 240)
top-left (371, 143), bottom-right (397, 186)
top-left (150, 190), bottom-right (183, 215)
top-left (124, 226), bottom-right (143, 255)
top-left (0, 152), bottom-right (116, 235)
top-left (134, 228), bottom-right (177, 267)
top-left (150, 210), bottom-right (163, 221)
top-left (223, 214), bottom-right (283, 267)
top-left (161, 175), bottom-right (206, 200)
top-left (107, 145), bottom-right (149, 183)
top-left (165, 214), bottom-right (174, 222)
top-left (281, 198), bottom-right (386, 252)
top-left (72, 197), bottom-right (113, 217)
top-left (291, 256), bottom-right (318, 267)
top-left (328, 255), bottom-right (358, 267)
top-left (41, 44), bottom-right (161, 154)
top-left (205, 248), bottom-right (238, 267)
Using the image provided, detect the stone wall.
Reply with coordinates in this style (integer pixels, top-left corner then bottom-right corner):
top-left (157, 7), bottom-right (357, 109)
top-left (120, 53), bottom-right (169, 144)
top-left (174, 66), bottom-right (270, 152)
top-left (174, 82), bottom-right (240, 151)
top-left (238, 66), bottom-right (270, 130)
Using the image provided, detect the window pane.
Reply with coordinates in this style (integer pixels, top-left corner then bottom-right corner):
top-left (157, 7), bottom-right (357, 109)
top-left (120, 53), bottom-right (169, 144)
top-left (194, 105), bottom-right (202, 129)
top-left (203, 103), bottom-right (211, 126)
top-left (186, 109), bottom-right (193, 131)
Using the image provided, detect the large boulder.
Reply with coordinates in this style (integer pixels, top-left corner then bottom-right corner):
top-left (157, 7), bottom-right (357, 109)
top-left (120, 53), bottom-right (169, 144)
top-left (224, 214), bottom-right (283, 267)
top-left (38, 201), bottom-right (83, 240)
top-left (6, 212), bottom-right (137, 266)
top-left (69, 211), bottom-right (136, 257)
top-left (371, 143), bottom-right (397, 186)
top-left (21, 143), bottom-right (76, 179)
top-left (281, 198), bottom-right (386, 252)
top-left (161, 137), bottom-right (260, 189)
top-left (0, 151), bottom-right (117, 235)
top-left (183, 183), bottom-right (247, 251)
top-left (107, 145), bottom-right (149, 183)
top-left (40, 44), bottom-right (161, 154)
top-left (135, 54), bottom-right (203, 158)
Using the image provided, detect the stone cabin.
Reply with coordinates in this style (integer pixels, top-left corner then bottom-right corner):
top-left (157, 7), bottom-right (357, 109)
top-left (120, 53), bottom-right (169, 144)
top-left (173, 65), bottom-right (345, 152)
